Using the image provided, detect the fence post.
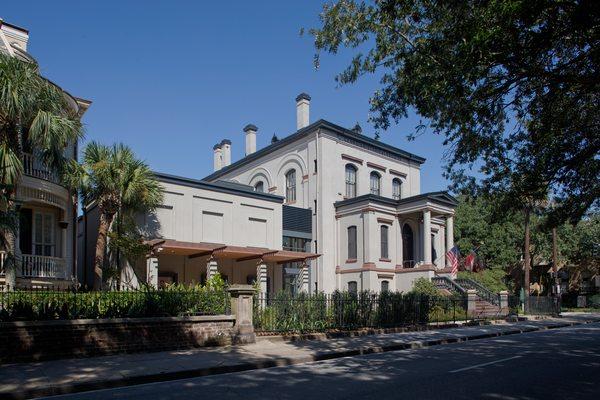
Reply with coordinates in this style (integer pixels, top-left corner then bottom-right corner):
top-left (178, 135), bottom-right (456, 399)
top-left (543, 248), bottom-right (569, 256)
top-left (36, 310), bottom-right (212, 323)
top-left (499, 291), bottom-right (509, 314)
top-left (227, 284), bottom-right (256, 344)
top-left (466, 289), bottom-right (478, 318)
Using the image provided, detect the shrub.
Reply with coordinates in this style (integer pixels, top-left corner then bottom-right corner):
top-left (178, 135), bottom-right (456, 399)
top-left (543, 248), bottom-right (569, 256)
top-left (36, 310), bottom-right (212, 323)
top-left (0, 275), bottom-right (229, 322)
top-left (411, 277), bottom-right (440, 297)
top-left (458, 269), bottom-right (509, 293)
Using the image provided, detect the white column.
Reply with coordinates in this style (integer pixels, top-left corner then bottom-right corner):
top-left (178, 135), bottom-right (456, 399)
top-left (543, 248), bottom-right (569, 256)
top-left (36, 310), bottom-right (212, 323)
top-left (300, 262), bottom-right (309, 292)
top-left (256, 262), bottom-right (267, 294)
top-left (146, 257), bottom-right (159, 288)
top-left (446, 215), bottom-right (454, 267)
top-left (423, 209), bottom-right (432, 265)
top-left (207, 257), bottom-right (219, 280)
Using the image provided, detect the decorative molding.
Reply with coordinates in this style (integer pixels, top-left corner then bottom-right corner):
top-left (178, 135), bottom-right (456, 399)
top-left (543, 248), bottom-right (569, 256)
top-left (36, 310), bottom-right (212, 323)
top-left (345, 258), bottom-right (358, 264)
top-left (377, 217), bottom-right (394, 225)
top-left (302, 174), bottom-right (309, 181)
top-left (377, 273), bottom-right (394, 279)
top-left (268, 186), bottom-right (277, 192)
top-left (389, 169), bottom-right (407, 178)
top-left (341, 154), bottom-right (364, 165)
top-left (379, 258), bottom-right (392, 263)
top-left (367, 161), bottom-right (386, 172)
top-left (394, 265), bottom-right (436, 273)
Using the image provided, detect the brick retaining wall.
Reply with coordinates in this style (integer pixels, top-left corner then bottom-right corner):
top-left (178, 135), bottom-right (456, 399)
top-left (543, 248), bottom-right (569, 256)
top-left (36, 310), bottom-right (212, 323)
top-left (0, 315), bottom-right (236, 363)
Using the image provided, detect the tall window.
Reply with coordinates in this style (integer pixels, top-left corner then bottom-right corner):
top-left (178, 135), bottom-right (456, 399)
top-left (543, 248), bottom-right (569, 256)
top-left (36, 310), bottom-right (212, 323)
top-left (380, 225), bottom-right (389, 259)
top-left (392, 178), bottom-right (402, 200)
top-left (370, 172), bottom-right (381, 195)
top-left (347, 225), bottom-right (357, 260)
top-left (254, 181), bottom-right (264, 193)
top-left (381, 280), bottom-right (389, 292)
top-left (345, 164), bottom-right (357, 198)
top-left (285, 169), bottom-right (296, 203)
top-left (33, 212), bottom-right (55, 256)
top-left (348, 281), bottom-right (358, 294)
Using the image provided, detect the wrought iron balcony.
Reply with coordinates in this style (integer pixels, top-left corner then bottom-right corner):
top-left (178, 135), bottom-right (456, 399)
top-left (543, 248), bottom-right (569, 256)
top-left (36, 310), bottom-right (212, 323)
top-left (22, 153), bottom-right (60, 184)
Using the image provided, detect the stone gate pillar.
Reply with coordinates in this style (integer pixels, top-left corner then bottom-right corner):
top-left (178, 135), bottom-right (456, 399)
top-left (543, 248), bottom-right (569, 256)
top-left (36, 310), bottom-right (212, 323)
top-left (228, 284), bottom-right (256, 344)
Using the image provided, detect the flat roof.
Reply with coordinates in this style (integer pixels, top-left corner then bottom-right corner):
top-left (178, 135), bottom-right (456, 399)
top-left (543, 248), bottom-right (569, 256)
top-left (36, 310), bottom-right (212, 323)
top-left (154, 172), bottom-right (285, 203)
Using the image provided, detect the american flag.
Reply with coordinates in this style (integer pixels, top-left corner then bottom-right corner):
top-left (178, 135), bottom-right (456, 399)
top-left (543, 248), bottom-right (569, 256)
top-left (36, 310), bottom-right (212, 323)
top-left (446, 246), bottom-right (460, 274)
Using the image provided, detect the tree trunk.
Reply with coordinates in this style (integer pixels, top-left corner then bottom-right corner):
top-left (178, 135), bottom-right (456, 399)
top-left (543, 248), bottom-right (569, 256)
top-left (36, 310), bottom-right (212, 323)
top-left (4, 229), bottom-right (17, 290)
top-left (523, 208), bottom-right (531, 296)
top-left (93, 212), bottom-right (114, 290)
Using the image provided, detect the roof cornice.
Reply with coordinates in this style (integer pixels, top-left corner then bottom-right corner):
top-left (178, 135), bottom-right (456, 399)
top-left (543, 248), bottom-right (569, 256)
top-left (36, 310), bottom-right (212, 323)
top-left (203, 119), bottom-right (425, 181)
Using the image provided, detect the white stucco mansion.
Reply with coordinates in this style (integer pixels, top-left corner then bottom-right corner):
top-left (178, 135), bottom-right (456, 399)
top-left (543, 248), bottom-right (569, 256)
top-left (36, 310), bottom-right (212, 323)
top-left (80, 93), bottom-right (457, 294)
top-left (202, 94), bottom-right (457, 293)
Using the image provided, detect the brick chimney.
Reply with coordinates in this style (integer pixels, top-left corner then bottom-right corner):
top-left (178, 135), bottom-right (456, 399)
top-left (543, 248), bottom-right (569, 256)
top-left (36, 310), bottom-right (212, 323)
top-left (243, 124), bottom-right (258, 156)
top-left (221, 139), bottom-right (231, 167)
top-left (213, 143), bottom-right (222, 171)
top-left (296, 93), bottom-right (311, 130)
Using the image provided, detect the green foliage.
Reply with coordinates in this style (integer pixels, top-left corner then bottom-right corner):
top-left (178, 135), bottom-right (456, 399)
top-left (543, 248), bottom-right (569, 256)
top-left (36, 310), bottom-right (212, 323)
top-left (458, 270), bottom-right (508, 294)
top-left (0, 281), bottom-right (229, 322)
top-left (253, 290), bottom-right (462, 333)
top-left (309, 1), bottom-right (599, 225)
top-left (410, 277), bottom-right (440, 297)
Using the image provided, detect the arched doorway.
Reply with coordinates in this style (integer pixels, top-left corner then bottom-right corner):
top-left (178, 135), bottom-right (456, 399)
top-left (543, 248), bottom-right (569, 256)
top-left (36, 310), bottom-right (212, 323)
top-left (402, 224), bottom-right (414, 268)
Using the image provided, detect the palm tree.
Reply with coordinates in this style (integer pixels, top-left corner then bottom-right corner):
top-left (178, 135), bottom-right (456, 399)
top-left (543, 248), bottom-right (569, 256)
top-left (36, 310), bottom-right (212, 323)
top-left (65, 142), bottom-right (162, 290)
top-left (0, 52), bottom-right (83, 288)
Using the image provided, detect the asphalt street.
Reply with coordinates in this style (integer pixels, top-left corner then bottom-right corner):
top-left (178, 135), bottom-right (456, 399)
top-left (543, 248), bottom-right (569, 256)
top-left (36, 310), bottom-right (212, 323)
top-left (44, 322), bottom-right (600, 400)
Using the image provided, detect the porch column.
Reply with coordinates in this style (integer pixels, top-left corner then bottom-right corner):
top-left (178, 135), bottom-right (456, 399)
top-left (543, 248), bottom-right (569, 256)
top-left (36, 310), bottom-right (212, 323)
top-left (146, 257), bottom-right (159, 288)
top-left (207, 257), bottom-right (219, 280)
top-left (256, 262), bottom-right (267, 294)
top-left (446, 215), bottom-right (454, 267)
top-left (300, 261), bottom-right (310, 292)
top-left (423, 209), bottom-right (432, 265)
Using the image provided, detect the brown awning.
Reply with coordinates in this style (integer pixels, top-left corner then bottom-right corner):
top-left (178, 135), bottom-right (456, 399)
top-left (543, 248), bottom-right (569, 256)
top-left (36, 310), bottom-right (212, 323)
top-left (146, 239), bottom-right (320, 263)
top-left (147, 239), bottom-right (226, 257)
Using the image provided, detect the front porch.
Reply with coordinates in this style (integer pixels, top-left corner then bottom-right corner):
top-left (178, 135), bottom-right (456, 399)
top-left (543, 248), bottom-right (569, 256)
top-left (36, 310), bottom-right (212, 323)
top-left (141, 240), bottom-right (319, 294)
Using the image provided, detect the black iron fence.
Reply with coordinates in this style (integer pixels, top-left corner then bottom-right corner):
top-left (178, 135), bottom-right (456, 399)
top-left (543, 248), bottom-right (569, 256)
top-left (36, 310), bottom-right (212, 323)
top-left (253, 291), bottom-right (469, 334)
top-left (524, 295), bottom-right (560, 316)
top-left (0, 285), bottom-right (231, 321)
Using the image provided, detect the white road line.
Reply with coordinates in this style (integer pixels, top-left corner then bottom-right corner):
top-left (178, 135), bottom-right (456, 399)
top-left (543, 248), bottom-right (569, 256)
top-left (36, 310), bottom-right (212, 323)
top-left (449, 355), bottom-right (522, 373)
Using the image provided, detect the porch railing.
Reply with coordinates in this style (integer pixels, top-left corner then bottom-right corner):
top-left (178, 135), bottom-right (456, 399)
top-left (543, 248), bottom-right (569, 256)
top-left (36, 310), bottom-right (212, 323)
top-left (20, 254), bottom-right (68, 279)
top-left (22, 153), bottom-right (60, 184)
top-left (0, 251), bottom-right (5, 275)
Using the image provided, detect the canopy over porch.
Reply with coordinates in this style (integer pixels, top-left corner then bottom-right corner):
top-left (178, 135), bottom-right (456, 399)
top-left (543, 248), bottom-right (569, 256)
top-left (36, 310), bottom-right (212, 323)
top-left (144, 239), bottom-right (320, 292)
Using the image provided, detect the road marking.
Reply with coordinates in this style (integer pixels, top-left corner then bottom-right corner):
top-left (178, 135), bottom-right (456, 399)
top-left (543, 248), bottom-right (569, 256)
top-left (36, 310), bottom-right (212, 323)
top-left (449, 355), bottom-right (522, 373)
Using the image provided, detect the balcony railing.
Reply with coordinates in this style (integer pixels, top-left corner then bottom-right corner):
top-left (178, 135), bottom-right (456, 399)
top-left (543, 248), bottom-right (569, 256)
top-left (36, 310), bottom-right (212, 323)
top-left (0, 252), bottom-right (69, 280)
top-left (22, 153), bottom-right (60, 184)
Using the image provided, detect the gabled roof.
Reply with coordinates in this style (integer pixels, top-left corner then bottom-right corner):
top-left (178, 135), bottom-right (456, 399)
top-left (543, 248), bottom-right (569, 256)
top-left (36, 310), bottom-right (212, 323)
top-left (203, 119), bottom-right (426, 181)
top-left (334, 191), bottom-right (458, 209)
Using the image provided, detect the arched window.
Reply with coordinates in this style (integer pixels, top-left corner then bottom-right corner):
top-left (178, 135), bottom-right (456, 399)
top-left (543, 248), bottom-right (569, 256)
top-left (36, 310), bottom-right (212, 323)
top-left (392, 178), bottom-right (402, 200)
top-left (380, 225), bottom-right (389, 259)
top-left (370, 172), bottom-right (381, 196)
top-left (254, 181), bottom-right (264, 193)
top-left (347, 225), bottom-right (357, 260)
top-left (348, 281), bottom-right (358, 294)
top-left (345, 164), bottom-right (357, 198)
top-left (402, 224), bottom-right (414, 268)
top-left (381, 280), bottom-right (389, 292)
top-left (285, 169), bottom-right (296, 203)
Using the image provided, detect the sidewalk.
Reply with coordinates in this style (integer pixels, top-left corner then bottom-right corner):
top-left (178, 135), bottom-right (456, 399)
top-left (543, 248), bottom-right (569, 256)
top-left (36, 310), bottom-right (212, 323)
top-left (1, 313), bottom-right (598, 400)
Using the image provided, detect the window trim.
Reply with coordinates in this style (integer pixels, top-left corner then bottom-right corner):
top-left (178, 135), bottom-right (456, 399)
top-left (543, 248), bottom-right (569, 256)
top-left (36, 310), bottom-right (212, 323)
top-left (380, 225), bottom-right (389, 259)
top-left (347, 225), bottom-right (357, 260)
top-left (285, 169), bottom-right (297, 203)
top-left (392, 178), bottom-right (402, 200)
top-left (370, 171), bottom-right (381, 196)
top-left (345, 164), bottom-right (357, 198)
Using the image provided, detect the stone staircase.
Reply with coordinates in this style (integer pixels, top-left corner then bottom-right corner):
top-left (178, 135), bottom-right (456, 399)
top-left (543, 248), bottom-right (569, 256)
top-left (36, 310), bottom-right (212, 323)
top-left (432, 276), bottom-right (502, 318)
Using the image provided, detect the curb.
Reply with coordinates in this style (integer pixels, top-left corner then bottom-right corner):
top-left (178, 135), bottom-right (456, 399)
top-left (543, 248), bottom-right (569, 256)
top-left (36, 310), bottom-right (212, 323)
top-left (2, 319), bottom-right (597, 400)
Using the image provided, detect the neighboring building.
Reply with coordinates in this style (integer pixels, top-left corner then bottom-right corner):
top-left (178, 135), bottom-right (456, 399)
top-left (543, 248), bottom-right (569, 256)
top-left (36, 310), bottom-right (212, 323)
top-left (0, 20), bottom-right (91, 288)
top-left (79, 175), bottom-right (318, 292)
top-left (203, 94), bottom-right (457, 293)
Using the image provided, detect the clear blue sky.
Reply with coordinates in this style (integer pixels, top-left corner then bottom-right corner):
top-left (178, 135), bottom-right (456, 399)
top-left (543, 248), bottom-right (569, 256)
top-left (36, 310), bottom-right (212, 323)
top-left (3, 1), bottom-right (450, 192)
